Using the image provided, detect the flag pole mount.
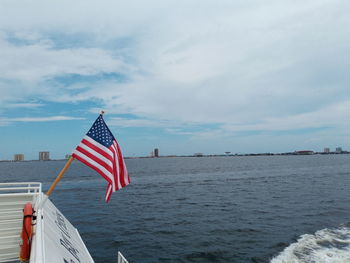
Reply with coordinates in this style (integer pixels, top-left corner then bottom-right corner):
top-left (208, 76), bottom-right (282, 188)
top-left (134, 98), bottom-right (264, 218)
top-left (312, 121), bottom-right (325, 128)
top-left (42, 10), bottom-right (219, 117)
top-left (100, 110), bottom-right (105, 115)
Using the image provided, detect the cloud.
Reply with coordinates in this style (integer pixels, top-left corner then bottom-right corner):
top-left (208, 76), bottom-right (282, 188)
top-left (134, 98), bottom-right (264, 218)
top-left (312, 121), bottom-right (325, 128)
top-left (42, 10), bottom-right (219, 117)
top-left (108, 117), bottom-right (172, 128)
top-left (0, 32), bottom-right (130, 108)
top-left (222, 100), bottom-right (350, 132)
top-left (0, 0), bottom-right (349, 141)
top-left (6, 103), bottom-right (44, 109)
top-left (0, 38), bottom-right (111, 81)
top-left (0, 116), bottom-right (85, 125)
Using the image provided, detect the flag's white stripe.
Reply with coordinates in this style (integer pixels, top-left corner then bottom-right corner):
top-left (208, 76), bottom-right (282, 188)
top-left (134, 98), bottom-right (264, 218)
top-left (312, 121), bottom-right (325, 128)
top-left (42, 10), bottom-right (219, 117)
top-left (78, 142), bottom-right (113, 168)
top-left (111, 142), bottom-right (120, 182)
top-left (110, 143), bottom-right (122, 190)
top-left (73, 150), bottom-right (114, 183)
top-left (106, 184), bottom-right (112, 201)
top-left (108, 144), bottom-right (116, 192)
top-left (83, 135), bottom-right (114, 158)
top-left (112, 141), bottom-right (121, 178)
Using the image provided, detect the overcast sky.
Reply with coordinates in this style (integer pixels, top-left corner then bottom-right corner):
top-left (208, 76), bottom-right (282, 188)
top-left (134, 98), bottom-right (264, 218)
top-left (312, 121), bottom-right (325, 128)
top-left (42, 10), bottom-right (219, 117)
top-left (0, 0), bottom-right (349, 159)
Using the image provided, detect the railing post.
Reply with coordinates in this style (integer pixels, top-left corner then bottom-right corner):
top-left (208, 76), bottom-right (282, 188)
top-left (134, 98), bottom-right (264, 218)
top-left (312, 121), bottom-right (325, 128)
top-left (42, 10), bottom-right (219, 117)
top-left (117, 252), bottom-right (129, 263)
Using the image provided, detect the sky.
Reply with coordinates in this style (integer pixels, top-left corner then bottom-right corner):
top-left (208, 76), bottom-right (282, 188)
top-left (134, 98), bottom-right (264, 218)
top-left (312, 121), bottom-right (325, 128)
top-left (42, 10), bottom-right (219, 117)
top-left (0, 0), bottom-right (349, 160)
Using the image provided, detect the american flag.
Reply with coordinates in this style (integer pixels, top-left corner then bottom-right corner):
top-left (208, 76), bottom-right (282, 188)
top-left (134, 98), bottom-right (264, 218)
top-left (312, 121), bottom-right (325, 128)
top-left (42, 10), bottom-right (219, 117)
top-left (72, 114), bottom-right (130, 202)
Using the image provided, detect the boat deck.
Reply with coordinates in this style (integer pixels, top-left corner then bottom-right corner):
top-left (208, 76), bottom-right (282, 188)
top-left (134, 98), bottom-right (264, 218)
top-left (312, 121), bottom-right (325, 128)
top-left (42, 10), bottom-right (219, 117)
top-left (0, 183), bottom-right (41, 263)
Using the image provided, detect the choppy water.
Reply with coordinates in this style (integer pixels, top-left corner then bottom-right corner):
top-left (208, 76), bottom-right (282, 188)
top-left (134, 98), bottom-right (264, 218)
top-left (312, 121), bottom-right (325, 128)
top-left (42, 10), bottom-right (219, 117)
top-left (1, 155), bottom-right (350, 263)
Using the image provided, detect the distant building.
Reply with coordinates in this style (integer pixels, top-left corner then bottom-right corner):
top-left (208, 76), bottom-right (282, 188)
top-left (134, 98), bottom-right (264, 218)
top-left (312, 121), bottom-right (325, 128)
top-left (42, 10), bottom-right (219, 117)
top-left (39, 151), bottom-right (50, 161)
top-left (65, 154), bottom-right (72, 159)
top-left (324, 148), bottom-right (330, 153)
top-left (194, 153), bottom-right (204, 157)
top-left (154, 148), bottom-right (159, 157)
top-left (336, 147), bottom-right (343, 153)
top-left (14, 154), bottom-right (24, 161)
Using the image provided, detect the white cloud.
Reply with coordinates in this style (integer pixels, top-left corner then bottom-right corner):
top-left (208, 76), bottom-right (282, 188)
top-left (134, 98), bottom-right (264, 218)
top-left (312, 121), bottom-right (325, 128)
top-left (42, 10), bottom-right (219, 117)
top-left (0, 39), bottom-right (127, 81)
top-left (0, 116), bottom-right (85, 125)
top-left (6, 103), bottom-right (44, 109)
top-left (222, 100), bottom-right (350, 132)
top-left (0, 32), bottom-right (129, 106)
top-left (0, 0), bottom-right (349, 141)
top-left (108, 117), bottom-right (172, 128)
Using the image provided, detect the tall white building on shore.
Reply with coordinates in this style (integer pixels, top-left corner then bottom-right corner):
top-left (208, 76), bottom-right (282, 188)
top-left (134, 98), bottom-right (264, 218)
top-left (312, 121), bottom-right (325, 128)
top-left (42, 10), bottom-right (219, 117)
top-left (14, 154), bottom-right (24, 161)
top-left (39, 151), bottom-right (50, 161)
top-left (335, 147), bottom-right (343, 153)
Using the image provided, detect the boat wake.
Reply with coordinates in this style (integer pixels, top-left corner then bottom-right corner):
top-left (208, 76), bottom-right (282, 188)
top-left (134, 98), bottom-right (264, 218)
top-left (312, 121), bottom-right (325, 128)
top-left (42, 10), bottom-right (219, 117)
top-left (271, 225), bottom-right (350, 263)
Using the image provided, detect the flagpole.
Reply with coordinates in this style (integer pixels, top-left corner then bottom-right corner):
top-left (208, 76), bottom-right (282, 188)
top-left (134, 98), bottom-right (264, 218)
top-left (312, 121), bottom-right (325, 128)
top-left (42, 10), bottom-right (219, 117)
top-left (46, 156), bottom-right (75, 196)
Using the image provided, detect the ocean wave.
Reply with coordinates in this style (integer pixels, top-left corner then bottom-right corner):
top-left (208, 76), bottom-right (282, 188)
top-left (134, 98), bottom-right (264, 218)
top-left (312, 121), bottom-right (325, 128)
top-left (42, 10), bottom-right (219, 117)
top-left (271, 226), bottom-right (350, 263)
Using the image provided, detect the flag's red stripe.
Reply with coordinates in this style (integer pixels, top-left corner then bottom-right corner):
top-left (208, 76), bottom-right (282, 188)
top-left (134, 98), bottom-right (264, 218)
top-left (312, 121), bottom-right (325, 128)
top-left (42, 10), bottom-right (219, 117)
top-left (119, 141), bottom-right (130, 185)
top-left (119, 141), bottom-right (130, 186)
top-left (81, 139), bottom-right (114, 163)
top-left (115, 141), bottom-right (127, 187)
top-left (72, 153), bottom-right (113, 185)
top-left (76, 146), bottom-right (114, 175)
top-left (112, 141), bottom-right (124, 188)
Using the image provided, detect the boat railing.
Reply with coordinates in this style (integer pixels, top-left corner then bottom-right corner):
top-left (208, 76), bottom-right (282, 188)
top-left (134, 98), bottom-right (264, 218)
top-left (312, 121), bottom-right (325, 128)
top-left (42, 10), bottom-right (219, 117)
top-left (0, 182), bottom-right (42, 195)
top-left (118, 251), bottom-right (129, 263)
top-left (0, 182), bottom-right (42, 263)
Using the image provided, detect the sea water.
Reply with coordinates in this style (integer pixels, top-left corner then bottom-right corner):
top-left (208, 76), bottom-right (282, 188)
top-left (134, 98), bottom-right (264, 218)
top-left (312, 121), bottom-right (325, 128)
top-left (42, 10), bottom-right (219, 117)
top-left (1, 155), bottom-right (350, 263)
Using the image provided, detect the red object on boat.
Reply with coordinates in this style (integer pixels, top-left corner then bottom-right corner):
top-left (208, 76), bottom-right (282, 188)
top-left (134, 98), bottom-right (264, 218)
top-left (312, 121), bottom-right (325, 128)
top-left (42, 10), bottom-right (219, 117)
top-left (19, 202), bottom-right (33, 262)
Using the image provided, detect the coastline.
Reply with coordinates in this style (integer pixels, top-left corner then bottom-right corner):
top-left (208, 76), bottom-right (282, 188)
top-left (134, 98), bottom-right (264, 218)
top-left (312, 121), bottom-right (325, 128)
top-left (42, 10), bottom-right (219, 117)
top-left (1, 151), bottom-right (349, 162)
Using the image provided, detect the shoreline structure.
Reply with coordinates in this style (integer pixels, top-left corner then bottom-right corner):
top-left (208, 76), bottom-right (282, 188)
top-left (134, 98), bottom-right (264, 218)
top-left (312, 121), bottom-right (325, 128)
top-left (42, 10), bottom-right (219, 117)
top-left (1, 150), bottom-right (349, 162)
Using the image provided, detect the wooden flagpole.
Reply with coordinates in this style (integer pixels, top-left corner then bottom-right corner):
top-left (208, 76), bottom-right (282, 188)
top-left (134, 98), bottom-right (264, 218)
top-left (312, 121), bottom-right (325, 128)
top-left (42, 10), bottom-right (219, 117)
top-left (46, 156), bottom-right (74, 196)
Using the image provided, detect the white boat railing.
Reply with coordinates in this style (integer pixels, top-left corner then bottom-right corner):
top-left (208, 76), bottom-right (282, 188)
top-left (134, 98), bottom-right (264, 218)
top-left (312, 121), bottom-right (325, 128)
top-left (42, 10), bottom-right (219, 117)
top-left (118, 251), bottom-right (129, 263)
top-left (0, 182), bottom-right (42, 263)
top-left (0, 182), bottom-right (42, 195)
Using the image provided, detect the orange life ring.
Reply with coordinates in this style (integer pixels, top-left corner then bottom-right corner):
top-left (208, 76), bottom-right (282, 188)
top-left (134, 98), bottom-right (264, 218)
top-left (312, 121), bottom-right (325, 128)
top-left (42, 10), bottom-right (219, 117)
top-left (19, 202), bottom-right (34, 262)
